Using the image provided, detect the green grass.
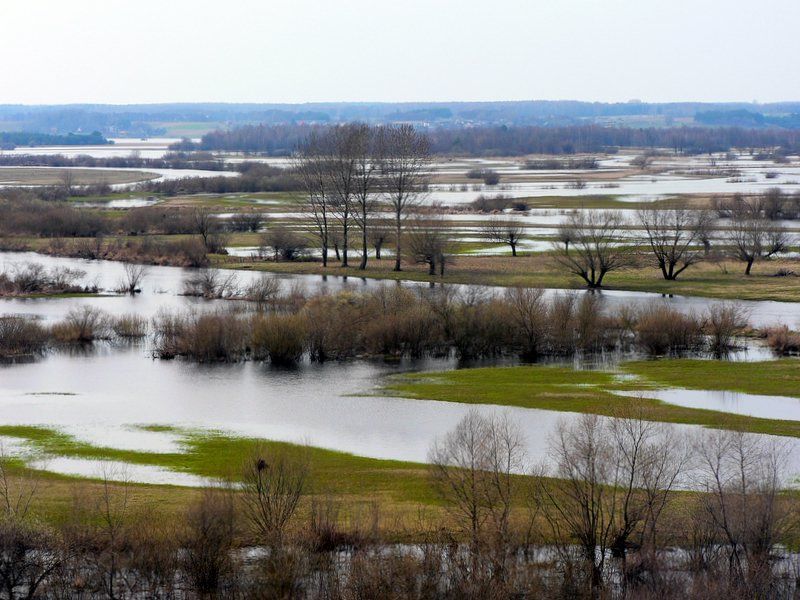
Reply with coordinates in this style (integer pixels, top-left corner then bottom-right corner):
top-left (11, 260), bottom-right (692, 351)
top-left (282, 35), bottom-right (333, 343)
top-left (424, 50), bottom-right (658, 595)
top-left (382, 360), bottom-right (800, 437)
top-left (0, 426), bottom-right (434, 503)
top-left (623, 359), bottom-right (800, 398)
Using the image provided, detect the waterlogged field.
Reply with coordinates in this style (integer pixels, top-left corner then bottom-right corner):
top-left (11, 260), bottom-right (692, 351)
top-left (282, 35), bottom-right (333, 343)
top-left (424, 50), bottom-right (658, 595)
top-left (1, 251), bottom-right (799, 492)
top-left (1, 139), bottom-right (800, 508)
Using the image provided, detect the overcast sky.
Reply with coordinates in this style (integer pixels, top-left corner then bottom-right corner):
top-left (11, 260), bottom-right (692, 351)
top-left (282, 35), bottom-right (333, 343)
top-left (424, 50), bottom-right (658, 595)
top-left (3, 0), bottom-right (799, 105)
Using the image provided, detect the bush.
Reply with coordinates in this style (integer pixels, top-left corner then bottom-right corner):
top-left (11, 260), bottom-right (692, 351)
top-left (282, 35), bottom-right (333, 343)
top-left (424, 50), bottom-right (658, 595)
top-left (764, 325), bottom-right (800, 355)
top-left (51, 307), bottom-right (110, 343)
top-left (0, 316), bottom-right (49, 357)
top-left (633, 304), bottom-right (703, 355)
top-left (250, 313), bottom-right (308, 365)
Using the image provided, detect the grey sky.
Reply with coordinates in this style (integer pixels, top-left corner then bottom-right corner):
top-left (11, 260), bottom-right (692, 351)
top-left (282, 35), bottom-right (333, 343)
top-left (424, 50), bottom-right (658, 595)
top-left (3, 0), bottom-right (799, 104)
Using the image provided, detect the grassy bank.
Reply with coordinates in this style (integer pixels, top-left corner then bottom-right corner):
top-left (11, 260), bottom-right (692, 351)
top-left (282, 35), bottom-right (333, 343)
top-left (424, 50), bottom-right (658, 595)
top-left (0, 426), bottom-right (434, 506)
top-left (382, 359), bottom-right (800, 437)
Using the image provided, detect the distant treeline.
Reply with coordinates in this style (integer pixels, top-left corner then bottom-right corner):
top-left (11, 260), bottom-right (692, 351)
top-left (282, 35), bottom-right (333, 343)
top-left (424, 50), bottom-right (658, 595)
top-left (0, 130), bottom-right (109, 149)
top-left (182, 123), bottom-right (800, 156)
top-left (696, 109), bottom-right (800, 129)
top-left (0, 152), bottom-right (228, 171)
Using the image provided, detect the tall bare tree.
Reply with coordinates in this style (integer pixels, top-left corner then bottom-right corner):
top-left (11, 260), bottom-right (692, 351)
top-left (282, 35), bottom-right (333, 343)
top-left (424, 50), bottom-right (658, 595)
top-left (350, 124), bottom-right (379, 270)
top-left (379, 125), bottom-right (430, 272)
top-left (553, 211), bottom-right (629, 288)
top-left (428, 410), bottom-right (525, 552)
top-left (325, 125), bottom-right (362, 268)
top-left (296, 131), bottom-right (333, 267)
top-left (637, 208), bottom-right (710, 280)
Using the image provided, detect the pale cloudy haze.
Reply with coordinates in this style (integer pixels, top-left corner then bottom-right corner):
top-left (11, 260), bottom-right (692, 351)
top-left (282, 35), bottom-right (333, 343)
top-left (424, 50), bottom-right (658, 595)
top-left (2, 0), bottom-right (799, 104)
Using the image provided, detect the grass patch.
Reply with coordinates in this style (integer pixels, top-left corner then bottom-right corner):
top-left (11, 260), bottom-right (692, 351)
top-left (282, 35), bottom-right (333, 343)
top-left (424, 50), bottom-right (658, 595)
top-left (623, 359), bottom-right (800, 398)
top-left (382, 361), bottom-right (800, 438)
top-left (0, 425), bottom-right (434, 504)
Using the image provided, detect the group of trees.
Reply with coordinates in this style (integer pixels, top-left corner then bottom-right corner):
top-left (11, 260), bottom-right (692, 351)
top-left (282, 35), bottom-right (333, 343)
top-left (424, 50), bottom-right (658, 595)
top-left (429, 409), bottom-right (796, 598)
top-left (296, 123), bottom-right (430, 271)
top-left (552, 198), bottom-right (793, 287)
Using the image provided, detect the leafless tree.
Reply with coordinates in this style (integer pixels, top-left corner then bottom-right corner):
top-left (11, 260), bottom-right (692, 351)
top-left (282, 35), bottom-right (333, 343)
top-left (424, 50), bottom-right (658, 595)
top-left (379, 124), bottom-right (431, 272)
top-left (637, 208), bottom-right (709, 280)
top-left (534, 412), bottom-right (688, 594)
top-left (369, 222), bottom-right (391, 260)
top-left (192, 207), bottom-right (218, 250)
top-left (428, 410), bottom-right (526, 552)
top-left (60, 169), bottom-right (75, 196)
top-left (118, 263), bottom-right (147, 294)
top-left (406, 221), bottom-right (451, 276)
top-left (241, 443), bottom-right (310, 546)
top-left (483, 218), bottom-right (524, 256)
top-left (182, 489), bottom-right (238, 597)
top-left (296, 132), bottom-right (333, 267)
top-left (692, 429), bottom-right (793, 588)
top-left (727, 206), bottom-right (791, 274)
top-left (325, 124), bottom-right (363, 268)
top-left (351, 124), bottom-right (379, 270)
top-left (260, 226), bottom-right (308, 262)
top-left (504, 287), bottom-right (547, 358)
top-left (553, 211), bottom-right (629, 288)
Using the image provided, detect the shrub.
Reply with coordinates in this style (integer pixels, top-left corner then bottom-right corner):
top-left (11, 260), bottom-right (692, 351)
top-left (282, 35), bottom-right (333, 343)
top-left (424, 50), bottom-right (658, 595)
top-left (0, 316), bottom-right (49, 357)
top-left (764, 325), bottom-right (800, 355)
top-left (633, 304), bottom-right (703, 355)
top-left (250, 313), bottom-right (308, 365)
top-left (51, 307), bottom-right (110, 343)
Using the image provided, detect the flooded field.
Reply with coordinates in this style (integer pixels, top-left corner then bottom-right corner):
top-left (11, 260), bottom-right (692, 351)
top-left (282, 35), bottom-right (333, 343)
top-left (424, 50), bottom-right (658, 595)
top-left (1, 251), bottom-right (799, 484)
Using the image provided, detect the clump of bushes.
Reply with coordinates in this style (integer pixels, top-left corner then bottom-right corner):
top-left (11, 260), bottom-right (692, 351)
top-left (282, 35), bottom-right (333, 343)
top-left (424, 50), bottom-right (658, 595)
top-left (763, 325), bottom-right (800, 355)
top-left (153, 311), bottom-right (250, 362)
top-left (111, 314), bottom-right (148, 338)
top-left (0, 315), bottom-right (48, 357)
top-left (50, 307), bottom-right (111, 343)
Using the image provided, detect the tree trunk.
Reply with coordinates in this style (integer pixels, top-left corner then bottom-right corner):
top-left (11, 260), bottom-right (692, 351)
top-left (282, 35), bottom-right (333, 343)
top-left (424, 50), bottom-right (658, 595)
top-left (428, 260), bottom-right (435, 276)
top-left (745, 259), bottom-right (754, 275)
top-left (394, 214), bottom-right (402, 272)
top-left (359, 226), bottom-right (368, 270)
top-left (334, 243), bottom-right (340, 261)
top-left (341, 223), bottom-right (349, 267)
top-left (321, 244), bottom-right (328, 268)
top-left (510, 242), bottom-right (517, 257)
top-left (375, 243), bottom-right (382, 260)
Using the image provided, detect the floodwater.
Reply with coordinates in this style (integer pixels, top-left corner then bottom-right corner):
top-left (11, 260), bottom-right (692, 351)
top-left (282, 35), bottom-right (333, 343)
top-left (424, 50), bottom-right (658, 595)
top-left (1, 251), bottom-right (799, 328)
top-left (2, 252), bottom-right (800, 485)
top-left (620, 388), bottom-right (800, 421)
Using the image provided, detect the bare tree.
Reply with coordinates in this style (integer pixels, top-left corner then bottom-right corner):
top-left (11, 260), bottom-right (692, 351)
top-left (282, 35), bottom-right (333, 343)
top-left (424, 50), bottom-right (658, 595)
top-left (296, 132), bottom-right (333, 267)
top-left (553, 211), bottom-right (629, 288)
top-left (504, 286), bottom-right (547, 358)
top-left (369, 222), bottom-right (391, 260)
top-left (379, 124), bottom-right (430, 272)
top-left (534, 414), bottom-right (617, 593)
top-left (241, 444), bottom-right (310, 546)
top-left (637, 208), bottom-right (709, 280)
top-left (325, 124), bottom-right (362, 268)
top-left (692, 429), bottom-right (793, 588)
top-left (428, 410), bottom-right (525, 552)
top-left (728, 208), bottom-right (791, 275)
top-left (483, 218), bottom-right (524, 257)
top-left (118, 263), bottom-right (147, 294)
top-left (351, 124), bottom-right (379, 270)
top-left (192, 207), bottom-right (218, 250)
top-left (406, 221), bottom-right (450, 276)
